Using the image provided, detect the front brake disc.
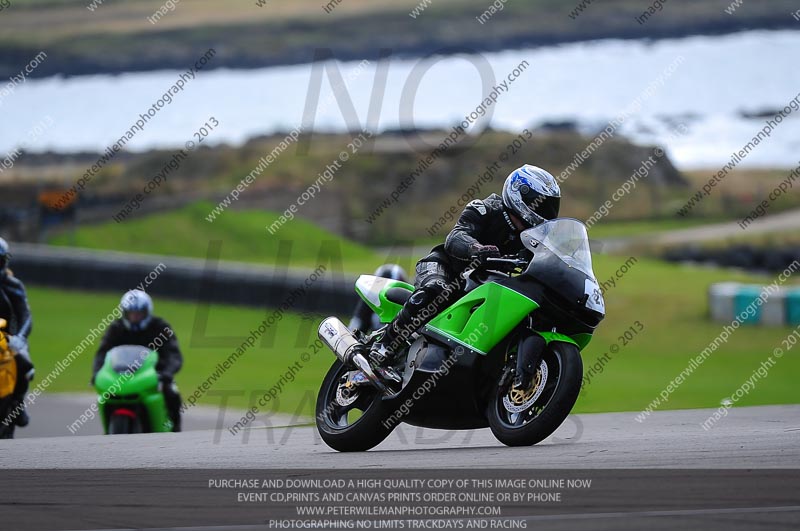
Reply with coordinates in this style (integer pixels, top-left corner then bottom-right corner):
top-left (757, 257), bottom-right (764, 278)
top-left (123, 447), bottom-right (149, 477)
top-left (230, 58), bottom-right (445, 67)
top-left (502, 360), bottom-right (548, 414)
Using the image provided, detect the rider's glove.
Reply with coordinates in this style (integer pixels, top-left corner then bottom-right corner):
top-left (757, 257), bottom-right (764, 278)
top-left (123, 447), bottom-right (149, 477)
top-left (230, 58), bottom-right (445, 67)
top-left (469, 244), bottom-right (501, 266)
top-left (8, 334), bottom-right (27, 355)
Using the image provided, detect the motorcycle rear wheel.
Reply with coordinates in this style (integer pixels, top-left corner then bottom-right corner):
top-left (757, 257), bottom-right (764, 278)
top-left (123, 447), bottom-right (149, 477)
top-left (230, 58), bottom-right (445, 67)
top-left (316, 360), bottom-right (395, 452)
top-left (0, 419), bottom-right (14, 439)
top-left (0, 397), bottom-right (17, 439)
top-left (108, 413), bottom-right (142, 435)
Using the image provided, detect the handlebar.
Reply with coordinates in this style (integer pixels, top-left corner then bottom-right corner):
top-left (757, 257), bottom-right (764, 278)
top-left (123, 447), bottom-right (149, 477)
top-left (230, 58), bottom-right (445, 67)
top-left (479, 255), bottom-right (529, 274)
top-left (486, 256), bottom-right (528, 267)
top-left (461, 255), bottom-right (529, 286)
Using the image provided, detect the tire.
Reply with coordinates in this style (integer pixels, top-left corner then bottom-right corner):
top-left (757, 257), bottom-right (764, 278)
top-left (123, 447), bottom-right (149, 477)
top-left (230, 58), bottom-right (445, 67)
top-left (108, 413), bottom-right (141, 435)
top-left (488, 341), bottom-right (583, 447)
top-left (316, 360), bottom-right (394, 452)
top-left (0, 421), bottom-right (14, 439)
top-left (0, 398), bottom-right (16, 439)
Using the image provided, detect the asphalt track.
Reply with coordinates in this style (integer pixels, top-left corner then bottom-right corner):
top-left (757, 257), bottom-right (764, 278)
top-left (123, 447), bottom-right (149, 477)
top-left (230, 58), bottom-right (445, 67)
top-left (3, 404), bottom-right (798, 468)
top-left (12, 393), bottom-right (264, 438)
top-left (1, 405), bottom-right (798, 530)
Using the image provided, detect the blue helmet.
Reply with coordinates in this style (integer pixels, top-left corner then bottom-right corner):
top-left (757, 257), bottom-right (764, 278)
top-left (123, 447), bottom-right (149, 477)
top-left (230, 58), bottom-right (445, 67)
top-left (120, 289), bottom-right (153, 331)
top-left (501, 165), bottom-right (561, 228)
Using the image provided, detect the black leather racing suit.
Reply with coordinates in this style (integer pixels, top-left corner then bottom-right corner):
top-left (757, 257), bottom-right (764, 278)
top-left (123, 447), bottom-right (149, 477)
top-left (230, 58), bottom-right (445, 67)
top-left (92, 317), bottom-right (183, 431)
top-left (381, 194), bottom-right (528, 350)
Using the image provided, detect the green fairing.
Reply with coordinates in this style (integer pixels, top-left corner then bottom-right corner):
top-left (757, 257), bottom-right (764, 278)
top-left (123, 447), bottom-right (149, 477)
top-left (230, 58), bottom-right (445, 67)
top-left (356, 274), bottom-right (595, 353)
top-left (94, 350), bottom-right (172, 433)
top-left (425, 283), bottom-right (539, 355)
top-left (356, 277), bottom-right (415, 323)
top-left (571, 333), bottom-right (593, 350)
top-left (533, 330), bottom-right (582, 349)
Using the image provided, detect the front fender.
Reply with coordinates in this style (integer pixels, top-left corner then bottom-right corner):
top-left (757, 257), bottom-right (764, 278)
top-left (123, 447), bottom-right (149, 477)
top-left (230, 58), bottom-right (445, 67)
top-left (533, 330), bottom-right (581, 349)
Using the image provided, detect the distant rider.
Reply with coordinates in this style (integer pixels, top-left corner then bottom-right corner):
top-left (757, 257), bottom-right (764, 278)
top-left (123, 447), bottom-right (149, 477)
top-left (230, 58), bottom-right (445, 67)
top-left (92, 290), bottom-right (184, 431)
top-left (0, 237), bottom-right (34, 427)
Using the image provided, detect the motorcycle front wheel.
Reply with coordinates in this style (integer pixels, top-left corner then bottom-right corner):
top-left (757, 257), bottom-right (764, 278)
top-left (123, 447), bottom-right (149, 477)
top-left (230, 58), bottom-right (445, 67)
top-left (0, 397), bottom-right (15, 439)
top-left (488, 341), bottom-right (583, 447)
top-left (315, 360), bottom-right (395, 452)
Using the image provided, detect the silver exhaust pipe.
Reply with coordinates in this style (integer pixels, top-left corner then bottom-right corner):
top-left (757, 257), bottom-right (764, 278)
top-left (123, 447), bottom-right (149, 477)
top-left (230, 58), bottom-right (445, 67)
top-left (318, 317), bottom-right (389, 395)
top-left (318, 317), bottom-right (364, 365)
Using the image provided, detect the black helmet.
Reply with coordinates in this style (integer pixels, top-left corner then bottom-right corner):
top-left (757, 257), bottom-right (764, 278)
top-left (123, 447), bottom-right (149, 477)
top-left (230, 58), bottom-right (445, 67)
top-left (0, 237), bottom-right (10, 271)
top-left (501, 165), bottom-right (561, 228)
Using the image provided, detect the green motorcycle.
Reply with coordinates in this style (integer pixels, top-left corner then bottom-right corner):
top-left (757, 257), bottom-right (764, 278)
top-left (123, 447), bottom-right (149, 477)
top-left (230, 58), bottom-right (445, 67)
top-left (94, 345), bottom-right (172, 434)
top-left (317, 218), bottom-right (605, 451)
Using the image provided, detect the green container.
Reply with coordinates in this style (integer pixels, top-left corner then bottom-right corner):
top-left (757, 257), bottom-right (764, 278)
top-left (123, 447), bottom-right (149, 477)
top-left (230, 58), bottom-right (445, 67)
top-left (733, 285), bottom-right (763, 325)
top-left (786, 288), bottom-right (800, 326)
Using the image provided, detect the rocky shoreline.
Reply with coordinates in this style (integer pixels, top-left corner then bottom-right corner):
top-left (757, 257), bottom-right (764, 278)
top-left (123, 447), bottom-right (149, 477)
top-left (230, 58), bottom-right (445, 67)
top-left (1, 3), bottom-right (796, 79)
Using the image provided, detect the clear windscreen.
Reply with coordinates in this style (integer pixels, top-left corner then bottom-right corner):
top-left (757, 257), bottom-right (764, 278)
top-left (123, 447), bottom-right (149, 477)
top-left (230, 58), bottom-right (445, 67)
top-left (521, 218), bottom-right (597, 281)
top-left (107, 345), bottom-right (151, 374)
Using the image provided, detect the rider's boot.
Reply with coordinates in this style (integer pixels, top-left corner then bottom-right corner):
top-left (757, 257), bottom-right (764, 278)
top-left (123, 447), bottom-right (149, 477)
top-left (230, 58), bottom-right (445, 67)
top-left (369, 328), bottom-right (403, 383)
top-left (369, 339), bottom-right (395, 367)
top-left (12, 399), bottom-right (29, 427)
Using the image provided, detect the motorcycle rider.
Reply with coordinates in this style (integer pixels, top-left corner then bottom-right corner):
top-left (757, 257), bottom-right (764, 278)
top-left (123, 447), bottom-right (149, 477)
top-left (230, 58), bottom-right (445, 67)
top-left (0, 238), bottom-right (34, 427)
top-left (370, 165), bottom-right (561, 367)
top-left (349, 264), bottom-right (409, 334)
top-left (91, 290), bottom-right (184, 432)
